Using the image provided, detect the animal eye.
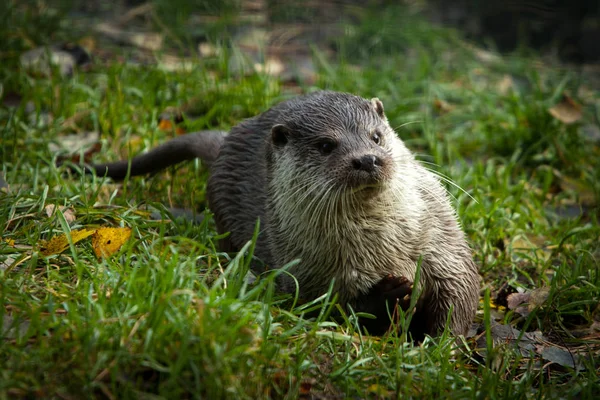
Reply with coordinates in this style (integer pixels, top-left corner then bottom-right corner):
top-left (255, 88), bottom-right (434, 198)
top-left (318, 139), bottom-right (336, 155)
top-left (372, 131), bottom-right (381, 145)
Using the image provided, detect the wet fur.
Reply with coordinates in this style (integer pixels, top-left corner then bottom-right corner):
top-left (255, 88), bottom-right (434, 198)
top-left (86, 91), bottom-right (480, 337)
top-left (208, 91), bottom-right (479, 336)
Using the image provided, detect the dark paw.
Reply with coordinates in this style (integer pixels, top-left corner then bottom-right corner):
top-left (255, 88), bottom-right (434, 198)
top-left (353, 274), bottom-right (413, 335)
top-left (372, 274), bottom-right (413, 311)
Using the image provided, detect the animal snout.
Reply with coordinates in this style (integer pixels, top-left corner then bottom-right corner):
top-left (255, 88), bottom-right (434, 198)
top-left (352, 155), bottom-right (381, 173)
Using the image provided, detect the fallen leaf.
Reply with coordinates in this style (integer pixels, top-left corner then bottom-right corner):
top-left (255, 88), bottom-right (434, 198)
top-left (299, 380), bottom-right (312, 395)
top-left (506, 287), bottom-right (551, 317)
top-left (529, 287), bottom-right (550, 307)
top-left (92, 227), bottom-right (132, 258)
top-left (507, 292), bottom-right (531, 310)
top-left (539, 345), bottom-right (583, 369)
top-left (433, 98), bottom-right (455, 114)
top-left (158, 119), bottom-right (186, 135)
top-left (475, 322), bottom-right (546, 358)
top-left (44, 204), bottom-right (76, 224)
top-left (40, 228), bottom-right (96, 256)
top-left (367, 383), bottom-right (393, 397)
top-left (548, 94), bottom-right (583, 124)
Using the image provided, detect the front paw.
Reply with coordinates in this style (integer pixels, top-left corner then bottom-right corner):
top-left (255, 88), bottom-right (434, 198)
top-left (353, 274), bottom-right (413, 335)
top-left (372, 274), bottom-right (413, 311)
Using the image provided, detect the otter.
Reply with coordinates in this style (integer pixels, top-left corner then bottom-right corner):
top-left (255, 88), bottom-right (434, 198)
top-left (80, 91), bottom-right (480, 339)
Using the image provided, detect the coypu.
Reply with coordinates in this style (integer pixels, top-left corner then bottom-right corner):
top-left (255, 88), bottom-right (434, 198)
top-left (80, 91), bottom-right (480, 339)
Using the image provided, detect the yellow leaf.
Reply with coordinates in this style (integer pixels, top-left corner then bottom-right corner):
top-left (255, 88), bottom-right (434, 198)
top-left (92, 227), bottom-right (132, 258)
top-left (71, 228), bottom-right (97, 243)
top-left (40, 228), bottom-right (96, 256)
top-left (367, 383), bottom-right (391, 397)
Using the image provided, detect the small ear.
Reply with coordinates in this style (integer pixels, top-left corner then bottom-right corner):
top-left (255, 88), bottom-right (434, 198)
top-left (271, 124), bottom-right (290, 147)
top-left (371, 97), bottom-right (385, 118)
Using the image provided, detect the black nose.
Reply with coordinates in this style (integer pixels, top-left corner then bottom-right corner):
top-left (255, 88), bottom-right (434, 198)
top-left (352, 155), bottom-right (380, 172)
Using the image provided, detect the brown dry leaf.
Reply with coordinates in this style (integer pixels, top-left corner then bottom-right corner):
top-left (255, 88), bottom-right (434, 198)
top-left (158, 119), bottom-right (186, 135)
top-left (40, 228), bottom-right (96, 256)
top-left (548, 94), bottom-right (583, 124)
top-left (44, 204), bottom-right (76, 224)
top-left (529, 287), bottom-right (550, 307)
top-left (92, 227), bottom-right (132, 258)
top-left (507, 292), bottom-right (530, 310)
top-left (433, 98), bottom-right (455, 114)
top-left (506, 287), bottom-right (551, 317)
top-left (299, 380), bottom-right (313, 396)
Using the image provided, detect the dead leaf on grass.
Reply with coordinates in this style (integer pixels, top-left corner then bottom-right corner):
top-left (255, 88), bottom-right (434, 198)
top-left (92, 227), bottom-right (132, 258)
top-left (158, 118), bottom-right (186, 135)
top-left (44, 204), bottom-right (76, 224)
top-left (506, 292), bottom-right (531, 311)
top-left (538, 344), bottom-right (583, 369)
top-left (433, 98), bottom-right (455, 114)
top-left (548, 94), bottom-right (583, 124)
top-left (39, 228), bottom-right (96, 256)
top-left (507, 287), bottom-right (551, 317)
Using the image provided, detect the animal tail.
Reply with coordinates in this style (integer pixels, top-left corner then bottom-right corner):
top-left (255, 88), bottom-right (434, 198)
top-left (75, 130), bottom-right (227, 180)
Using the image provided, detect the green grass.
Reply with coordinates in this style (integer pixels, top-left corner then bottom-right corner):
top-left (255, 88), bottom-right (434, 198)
top-left (1, 1), bottom-right (599, 398)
